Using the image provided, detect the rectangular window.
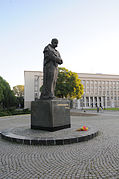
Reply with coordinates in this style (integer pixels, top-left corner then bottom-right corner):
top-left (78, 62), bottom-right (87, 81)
top-left (107, 91), bottom-right (109, 95)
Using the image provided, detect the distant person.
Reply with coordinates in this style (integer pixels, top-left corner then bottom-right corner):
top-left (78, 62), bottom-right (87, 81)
top-left (100, 105), bottom-right (103, 112)
top-left (97, 106), bottom-right (99, 113)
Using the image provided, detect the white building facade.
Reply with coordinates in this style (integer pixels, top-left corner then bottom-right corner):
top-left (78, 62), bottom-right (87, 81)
top-left (77, 73), bottom-right (119, 109)
top-left (24, 71), bottom-right (43, 109)
top-left (24, 71), bottom-right (119, 109)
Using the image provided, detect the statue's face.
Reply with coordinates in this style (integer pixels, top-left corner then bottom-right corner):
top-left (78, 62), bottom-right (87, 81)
top-left (52, 40), bottom-right (58, 48)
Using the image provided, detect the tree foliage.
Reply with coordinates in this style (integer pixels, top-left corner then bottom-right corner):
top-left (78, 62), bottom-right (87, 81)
top-left (0, 76), bottom-right (16, 109)
top-left (55, 67), bottom-right (84, 99)
top-left (13, 85), bottom-right (24, 108)
top-left (13, 85), bottom-right (24, 97)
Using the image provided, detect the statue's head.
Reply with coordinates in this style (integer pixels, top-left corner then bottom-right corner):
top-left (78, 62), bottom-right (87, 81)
top-left (51, 38), bottom-right (58, 48)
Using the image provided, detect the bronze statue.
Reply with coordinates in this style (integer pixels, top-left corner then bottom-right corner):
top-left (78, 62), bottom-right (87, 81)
top-left (40, 38), bottom-right (63, 99)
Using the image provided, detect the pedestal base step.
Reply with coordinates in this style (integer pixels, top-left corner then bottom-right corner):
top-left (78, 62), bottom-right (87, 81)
top-left (1, 126), bottom-right (99, 145)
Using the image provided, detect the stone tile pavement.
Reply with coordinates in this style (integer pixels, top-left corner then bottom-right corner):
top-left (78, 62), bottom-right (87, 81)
top-left (0, 112), bottom-right (119, 179)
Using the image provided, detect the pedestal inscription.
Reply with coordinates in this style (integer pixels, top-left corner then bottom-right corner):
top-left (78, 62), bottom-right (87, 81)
top-left (31, 99), bottom-right (71, 131)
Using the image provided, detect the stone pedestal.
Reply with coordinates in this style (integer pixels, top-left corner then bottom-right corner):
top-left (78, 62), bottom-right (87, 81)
top-left (31, 99), bottom-right (71, 131)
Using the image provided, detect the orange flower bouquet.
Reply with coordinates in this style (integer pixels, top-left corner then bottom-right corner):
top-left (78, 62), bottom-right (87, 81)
top-left (76, 126), bottom-right (88, 131)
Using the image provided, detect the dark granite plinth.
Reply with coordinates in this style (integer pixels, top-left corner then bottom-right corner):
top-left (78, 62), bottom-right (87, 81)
top-left (31, 99), bottom-right (71, 131)
top-left (1, 126), bottom-right (99, 145)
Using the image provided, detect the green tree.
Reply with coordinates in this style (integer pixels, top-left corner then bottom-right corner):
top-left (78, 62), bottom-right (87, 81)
top-left (13, 85), bottom-right (24, 108)
top-left (55, 67), bottom-right (84, 99)
top-left (0, 76), bottom-right (17, 109)
top-left (13, 85), bottom-right (24, 97)
top-left (0, 83), bottom-right (4, 102)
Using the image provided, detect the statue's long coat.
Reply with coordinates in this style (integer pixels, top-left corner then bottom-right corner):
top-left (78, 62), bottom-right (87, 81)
top-left (40, 44), bottom-right (62, 99)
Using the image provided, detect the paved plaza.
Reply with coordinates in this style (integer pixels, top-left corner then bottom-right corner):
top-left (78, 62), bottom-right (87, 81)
top-left (0, 111), bottom-right (119, 179)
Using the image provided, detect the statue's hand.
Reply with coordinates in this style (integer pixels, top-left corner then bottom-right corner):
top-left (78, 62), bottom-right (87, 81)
top-left (59, 59), bottom-right (63, 64)
top-left (61, 59), bottom-right (63, 64)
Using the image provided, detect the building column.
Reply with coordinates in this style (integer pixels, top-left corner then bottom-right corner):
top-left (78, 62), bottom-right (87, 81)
top-left (97, 97), bottom-right (99, 107)
top-left (104, 96), bottom-right (107, 108)
top-left (84, 96), bottom-right (86, 108)
top-left (77, 99), bottom-right (80, 109)
top-left (93, 97), bottom-right (95, 108)
top-left (89, 97), bottom-right (91, 107)
top-left (101, 97), bottom-right (103, 107)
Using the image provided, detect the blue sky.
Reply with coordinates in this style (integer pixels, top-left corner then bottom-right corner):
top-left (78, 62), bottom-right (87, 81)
top-left (0, 0), bottom-right (119, 88)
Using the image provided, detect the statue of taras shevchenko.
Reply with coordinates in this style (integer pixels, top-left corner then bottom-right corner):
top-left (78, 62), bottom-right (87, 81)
top-left (40, 38), bottom-right (63, 99)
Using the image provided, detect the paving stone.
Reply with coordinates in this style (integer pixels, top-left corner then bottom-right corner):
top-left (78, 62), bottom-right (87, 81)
top-left (0, 112), bottom-right (119, 178)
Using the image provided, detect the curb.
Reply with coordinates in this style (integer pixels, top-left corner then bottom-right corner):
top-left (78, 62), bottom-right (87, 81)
top-left (1, 127), bottom-right (99, 146)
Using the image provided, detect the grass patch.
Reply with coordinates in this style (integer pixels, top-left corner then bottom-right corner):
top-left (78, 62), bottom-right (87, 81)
top-left (84, 108), bottom-right (97, 110)
top-left (83, 108), bottom-right (119, 111)
top-left (103, 108), bottom-right (119, 111)
top-left (0, 108), bottom-right (30, 117)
